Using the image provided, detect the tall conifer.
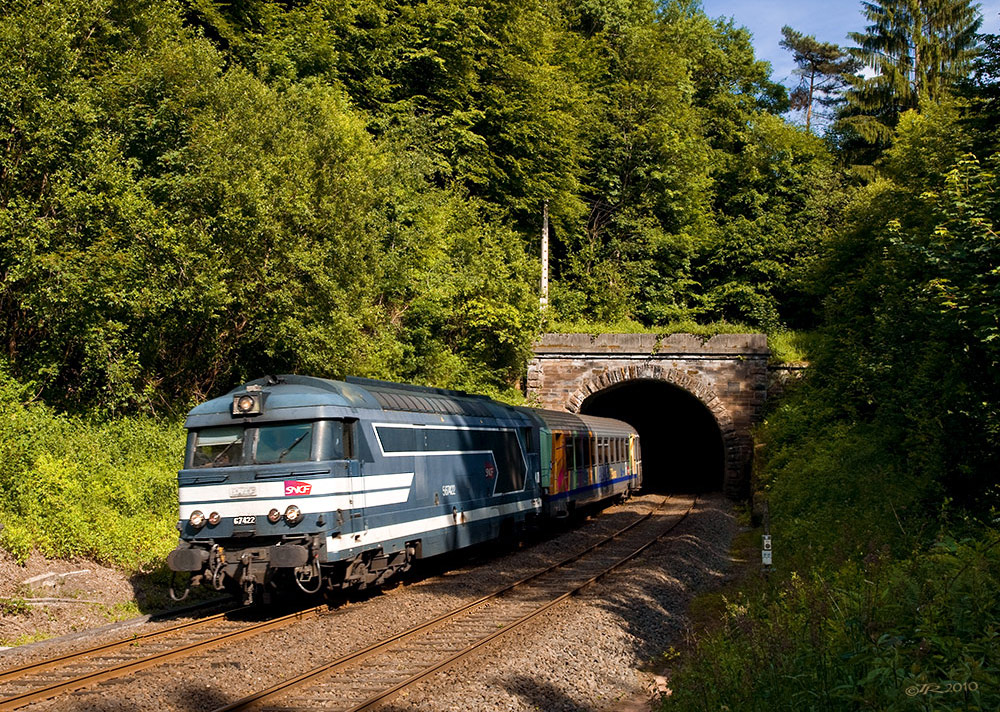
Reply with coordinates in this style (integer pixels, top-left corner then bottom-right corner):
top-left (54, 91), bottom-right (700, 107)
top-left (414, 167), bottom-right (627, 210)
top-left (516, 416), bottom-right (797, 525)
top-left (844, 0), bottom-right (981, 144)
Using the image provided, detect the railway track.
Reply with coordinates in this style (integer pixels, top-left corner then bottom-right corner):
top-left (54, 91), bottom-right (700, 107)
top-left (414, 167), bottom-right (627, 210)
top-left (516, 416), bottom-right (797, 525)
top-left (0, 602), bottom-right (333, 711)
top-left (213, 494), bottom-right (696, 712)
top-left (0, 494), bottom-right (690, 711)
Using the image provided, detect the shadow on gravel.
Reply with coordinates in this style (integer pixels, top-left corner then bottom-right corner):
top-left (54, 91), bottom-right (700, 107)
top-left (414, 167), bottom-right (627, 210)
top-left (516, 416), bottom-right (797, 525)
top-left (504, 673), bottom-right (596, 712)
top-left (167, 678), bottom-right (238, 711)
top-left (127, 563), bottom-right (228, 616)
top-left (55, 679), bottom-right (235, 712)
top-left (591, 500), bottom-right (734, 663)
top-left (378, 673), bottom-right (594, 712)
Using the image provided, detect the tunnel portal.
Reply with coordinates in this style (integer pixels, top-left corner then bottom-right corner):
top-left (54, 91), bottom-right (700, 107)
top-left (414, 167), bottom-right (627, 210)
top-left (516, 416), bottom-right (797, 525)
top-left (580, 380), bottom-right (725, 493)
top-left (526, 333), bottom-right (769, 497)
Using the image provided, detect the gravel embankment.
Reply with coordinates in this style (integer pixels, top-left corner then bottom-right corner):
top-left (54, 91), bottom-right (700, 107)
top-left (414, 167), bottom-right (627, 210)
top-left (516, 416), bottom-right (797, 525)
top-left (13, 493), bottom-right (735, 712)
top-left (383, 493), bottom-right (736, 712)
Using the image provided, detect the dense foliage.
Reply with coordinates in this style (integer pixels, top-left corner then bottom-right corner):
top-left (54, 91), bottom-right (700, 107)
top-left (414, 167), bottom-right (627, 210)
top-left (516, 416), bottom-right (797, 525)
top-left (1, 0), bottom-right (841, 414)
top-left (0, 364), bottom-right (182, 568)
top-left (662, 9), bottom-right (1000, 708)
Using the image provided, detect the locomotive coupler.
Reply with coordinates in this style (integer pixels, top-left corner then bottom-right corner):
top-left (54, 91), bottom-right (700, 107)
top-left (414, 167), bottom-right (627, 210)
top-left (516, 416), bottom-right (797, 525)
top-left (292, 534), bottom-right (324, 594)
top-left (168, 571), bottom-right (191, 602)
top-left (210, 544), bottom-right (227, 591)
top-left (239, 552), bottom-right (257, 605)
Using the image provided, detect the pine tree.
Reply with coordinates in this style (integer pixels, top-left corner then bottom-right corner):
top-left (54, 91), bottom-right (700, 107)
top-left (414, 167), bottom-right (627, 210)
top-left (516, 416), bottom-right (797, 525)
top-left (780, 26), bottom-right (859, 132)
top-left (844, 0), bottom-right (981, 144)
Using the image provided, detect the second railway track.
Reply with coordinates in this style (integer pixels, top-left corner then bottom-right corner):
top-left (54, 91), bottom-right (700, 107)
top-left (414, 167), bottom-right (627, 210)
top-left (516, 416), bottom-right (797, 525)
top-left (214, 494), bottom-right (697, 712)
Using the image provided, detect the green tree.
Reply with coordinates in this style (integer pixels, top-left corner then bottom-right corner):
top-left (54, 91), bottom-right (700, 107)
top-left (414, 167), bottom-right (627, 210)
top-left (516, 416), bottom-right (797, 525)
top-left (780, 25), bottom-right (859, 133)
top-left (818, 101), bottom-right (1000, 504)
top-left (842, 0), bottom-right (982, 147)
top-left (553, 5), bottom-right (714, 324)
top-left (0, 0), bottom-right (542, 411)
top-left (958, 32), bottom-right (1000, 155)
top-left (694, 113), bottom-right (847, 329)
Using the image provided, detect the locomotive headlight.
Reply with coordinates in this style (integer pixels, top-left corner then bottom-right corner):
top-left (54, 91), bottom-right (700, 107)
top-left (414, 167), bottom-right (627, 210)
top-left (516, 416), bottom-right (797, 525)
top-left (284, 505), bottom-right (302, 524)
top-left (189, 510), bottom-right (206, 529)
top-left (231, 391), bottom-right (262, 416)
top-left (207, 511), bottom-right (221, 526)
top-left (267, 508), bottom-right (282, 524)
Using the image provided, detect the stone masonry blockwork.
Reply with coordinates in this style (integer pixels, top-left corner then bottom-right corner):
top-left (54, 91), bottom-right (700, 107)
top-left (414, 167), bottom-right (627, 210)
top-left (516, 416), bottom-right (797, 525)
top-left (526, 333), bottom-right (770, 498)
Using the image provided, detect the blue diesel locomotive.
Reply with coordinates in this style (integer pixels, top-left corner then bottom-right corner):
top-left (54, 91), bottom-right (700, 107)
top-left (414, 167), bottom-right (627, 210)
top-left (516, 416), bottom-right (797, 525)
top-left (167, 375), bottom-right (642, 603)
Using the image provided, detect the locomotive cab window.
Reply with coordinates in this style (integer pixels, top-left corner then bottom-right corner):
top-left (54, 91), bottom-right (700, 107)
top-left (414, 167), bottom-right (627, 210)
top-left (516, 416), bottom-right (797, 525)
top-left (255, 422), bottom-right (314, 464)
top-left (257, 420), bottom-right (355, 463)
top-left (192, 426), bottom-right (244, 468)
top-left (316, 419), bottom-right (355, 461)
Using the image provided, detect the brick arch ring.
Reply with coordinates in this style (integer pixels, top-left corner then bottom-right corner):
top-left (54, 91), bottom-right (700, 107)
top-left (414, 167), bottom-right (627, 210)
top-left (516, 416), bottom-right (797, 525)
top-left (565, 364), bottom-right (743, 496)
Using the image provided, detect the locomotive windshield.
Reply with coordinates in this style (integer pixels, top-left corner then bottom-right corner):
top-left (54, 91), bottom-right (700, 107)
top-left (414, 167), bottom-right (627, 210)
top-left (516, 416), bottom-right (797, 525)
top-left (189, 420), bottom-right (350, 468)
top-left (255, 422), bottom-right (313, 463)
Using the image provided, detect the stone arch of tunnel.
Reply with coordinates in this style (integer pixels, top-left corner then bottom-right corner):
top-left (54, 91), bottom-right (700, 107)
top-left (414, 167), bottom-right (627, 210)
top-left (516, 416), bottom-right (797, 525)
top-left (573, 375), bottom-right (737, 494)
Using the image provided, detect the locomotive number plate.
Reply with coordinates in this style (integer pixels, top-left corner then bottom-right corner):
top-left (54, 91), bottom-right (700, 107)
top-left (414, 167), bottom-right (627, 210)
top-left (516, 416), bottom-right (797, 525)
top-left (233, 516), bottom-right (257, 526)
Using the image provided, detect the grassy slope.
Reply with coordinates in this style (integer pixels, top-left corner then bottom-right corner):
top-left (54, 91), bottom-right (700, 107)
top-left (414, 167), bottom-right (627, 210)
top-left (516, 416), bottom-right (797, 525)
top-left (659, 378), bottom-right (1000, 711)
top-left (0, 370), bottom-right (184, 570)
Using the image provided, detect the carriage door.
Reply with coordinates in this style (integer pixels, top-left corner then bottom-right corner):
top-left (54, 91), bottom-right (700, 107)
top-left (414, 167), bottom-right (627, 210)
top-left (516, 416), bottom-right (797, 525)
top-left (522, 427), bottom-right (540, 495)
top-left (347, 457), bottom-right (366, 538)
top-left (334, 420), bottom-right (364, 538)
top-left (550, 432), bottom-right (566, 496)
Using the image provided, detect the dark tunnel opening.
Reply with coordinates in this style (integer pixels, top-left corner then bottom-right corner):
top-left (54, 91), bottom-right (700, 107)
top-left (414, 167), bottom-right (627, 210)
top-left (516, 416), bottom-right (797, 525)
top-left (580, 379), bottom-right (725, 493)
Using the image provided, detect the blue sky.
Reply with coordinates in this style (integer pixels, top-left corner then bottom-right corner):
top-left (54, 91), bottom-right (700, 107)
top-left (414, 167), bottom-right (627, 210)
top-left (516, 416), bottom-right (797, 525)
top-left (699, 0), bottom-right (1000, 87)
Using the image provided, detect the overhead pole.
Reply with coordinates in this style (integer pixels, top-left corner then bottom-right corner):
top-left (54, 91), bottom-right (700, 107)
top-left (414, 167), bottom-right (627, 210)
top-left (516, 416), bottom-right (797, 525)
top-left (540, 201), bottom-right (549, 310)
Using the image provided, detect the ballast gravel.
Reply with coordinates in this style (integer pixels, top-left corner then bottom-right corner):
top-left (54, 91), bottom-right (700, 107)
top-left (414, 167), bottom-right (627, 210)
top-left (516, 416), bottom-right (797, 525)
top-left (11, 493), bottom-right (736, 712)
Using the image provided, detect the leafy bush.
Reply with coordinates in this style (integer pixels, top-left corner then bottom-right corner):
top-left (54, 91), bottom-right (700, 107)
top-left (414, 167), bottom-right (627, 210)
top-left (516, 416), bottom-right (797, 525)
top-left (663, 533), bottom-right (1000, 711)
top-left (755, 390), bottom-right (938, 566)
top-left (766, 330), bottom-right (819, 364)
top-left (0, 367), bottom-right (183, 570)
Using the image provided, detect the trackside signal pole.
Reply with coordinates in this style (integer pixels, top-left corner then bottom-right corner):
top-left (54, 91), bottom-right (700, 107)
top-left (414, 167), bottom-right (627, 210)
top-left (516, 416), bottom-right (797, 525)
top-left (762, 500), bottom-right (772, 572)
top-left (540, 201), bottom-right (549, 310)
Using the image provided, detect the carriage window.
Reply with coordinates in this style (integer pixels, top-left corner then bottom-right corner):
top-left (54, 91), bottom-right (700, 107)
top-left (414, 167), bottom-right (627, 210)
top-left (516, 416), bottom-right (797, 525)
top-left (574, 436), bottom-right (588, 470)
top-left (255, 422), bottom-right (314, 464)
top-left (192, 426), bottom-right (244, 468)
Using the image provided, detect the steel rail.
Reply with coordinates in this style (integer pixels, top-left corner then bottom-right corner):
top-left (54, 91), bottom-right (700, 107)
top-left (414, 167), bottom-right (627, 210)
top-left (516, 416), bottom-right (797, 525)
top-left (0, 604), bottom-right (328, 711)
top-left (212, 494), bottom-right (692, 712)
top-left (347, 495), bottom-right (697, 712)
top-left (0, 605), bottom-right (236, 685)
top-left (0, 495), bottom-right (664, 711)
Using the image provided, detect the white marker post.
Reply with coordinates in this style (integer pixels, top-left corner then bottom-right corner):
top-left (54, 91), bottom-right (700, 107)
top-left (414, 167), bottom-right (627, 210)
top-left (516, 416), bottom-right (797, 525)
top-left (540, 201), bottom-right (549, 310)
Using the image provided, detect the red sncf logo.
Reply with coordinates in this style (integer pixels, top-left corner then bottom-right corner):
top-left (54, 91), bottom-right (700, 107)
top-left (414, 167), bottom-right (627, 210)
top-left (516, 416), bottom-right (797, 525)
top-left (284, 480), bottom-right (312, 496)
